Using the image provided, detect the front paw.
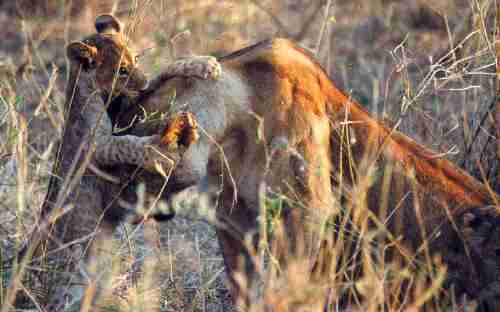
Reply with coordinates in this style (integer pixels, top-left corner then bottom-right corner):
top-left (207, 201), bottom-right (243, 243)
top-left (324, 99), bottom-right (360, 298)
top-left (182, 56), bottom-right (221, 80)
top-left (142, 113), bottom-right (199, 175)
top-left (160, 112), bottom-right (199, 150)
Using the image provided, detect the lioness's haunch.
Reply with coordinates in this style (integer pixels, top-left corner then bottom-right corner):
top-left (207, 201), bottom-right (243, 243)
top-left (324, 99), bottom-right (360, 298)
top-left (85, 15), bottom-right (499, 309)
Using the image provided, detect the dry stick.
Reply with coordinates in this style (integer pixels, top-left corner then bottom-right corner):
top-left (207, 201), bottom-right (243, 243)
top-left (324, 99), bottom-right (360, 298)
top-left (247, 0), bottom-right (324, 41)
top-left (314, 0), bottom-right (333, 56)
top-left (461, 97), bottom-right (496, 167)
top-left (1, 113), bottom-right (29, 312)
top-left (495, 3), bottom-right (500, 193)
top-left (295, 1), bottom-right (328, 41)
top-left (247, 0), bottom-right (293, 38)
top-left (33, 66), bottom-right (62, 135)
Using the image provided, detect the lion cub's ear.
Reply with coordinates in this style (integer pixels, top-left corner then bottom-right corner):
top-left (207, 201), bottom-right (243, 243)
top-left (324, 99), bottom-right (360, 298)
top-left (66, 41), bottom-right (98, 69)
top-left (95, 14), bottom-right (123, 34)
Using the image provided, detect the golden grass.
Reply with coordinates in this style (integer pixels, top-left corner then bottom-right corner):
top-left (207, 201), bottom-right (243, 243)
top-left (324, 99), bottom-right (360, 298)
top-left (0, 0), bottom-right (498, 311)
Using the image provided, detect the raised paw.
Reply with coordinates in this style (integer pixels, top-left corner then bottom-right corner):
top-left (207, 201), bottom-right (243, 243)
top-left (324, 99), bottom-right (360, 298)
top-left (160, 112), bottom-right (199, 149)
top-left (142, 113), bottom-right (198, 175)
top-left (180, 56), bottom-right (221, 80)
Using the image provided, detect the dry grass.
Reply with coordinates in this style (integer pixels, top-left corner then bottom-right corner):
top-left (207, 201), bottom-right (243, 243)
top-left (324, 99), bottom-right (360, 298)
top-left (0, 0), bottom-right (499, 311)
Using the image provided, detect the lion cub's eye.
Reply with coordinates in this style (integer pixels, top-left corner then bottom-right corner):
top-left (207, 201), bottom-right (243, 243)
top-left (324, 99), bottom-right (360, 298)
top-left (119, 67), bottom-right (129, 76)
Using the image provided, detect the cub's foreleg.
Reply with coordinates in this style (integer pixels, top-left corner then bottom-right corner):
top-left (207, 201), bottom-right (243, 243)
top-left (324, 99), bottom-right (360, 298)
top-left (88, 88), bottom-right (198, 173)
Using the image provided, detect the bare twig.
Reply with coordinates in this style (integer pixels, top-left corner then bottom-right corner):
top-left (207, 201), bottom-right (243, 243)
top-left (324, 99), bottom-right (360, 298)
top-left (495, 3), bottom-right (500, 192)
top-left (247, 0), bottom-right (325, 41)
top-left (314, 0), bottom-right (333, 55)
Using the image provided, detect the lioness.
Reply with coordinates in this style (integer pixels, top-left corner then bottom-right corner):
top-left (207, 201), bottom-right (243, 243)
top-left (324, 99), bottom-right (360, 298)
top-left (73, 15), bottom-right (500, 309)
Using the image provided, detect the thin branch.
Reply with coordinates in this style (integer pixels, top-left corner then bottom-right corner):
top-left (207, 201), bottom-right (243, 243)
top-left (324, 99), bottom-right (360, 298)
top-left (247, 0), bottom-right (325, 41)
top-left (315, 0), bottom-right (333, 55)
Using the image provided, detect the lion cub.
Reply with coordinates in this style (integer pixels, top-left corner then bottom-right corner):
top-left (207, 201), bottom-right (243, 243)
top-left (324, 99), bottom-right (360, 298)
top-left (72, 14), bottom-right (221, 132)
top-left (24, 14), bottom-right (221, 309)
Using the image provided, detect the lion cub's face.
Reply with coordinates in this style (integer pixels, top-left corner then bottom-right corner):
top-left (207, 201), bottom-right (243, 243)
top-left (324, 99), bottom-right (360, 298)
top-left (67, 14), bottom-right (147, 98)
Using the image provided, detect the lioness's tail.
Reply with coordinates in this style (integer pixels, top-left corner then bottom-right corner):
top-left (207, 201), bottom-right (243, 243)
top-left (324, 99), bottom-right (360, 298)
top-left (318, 56), bottom-right (497, 209)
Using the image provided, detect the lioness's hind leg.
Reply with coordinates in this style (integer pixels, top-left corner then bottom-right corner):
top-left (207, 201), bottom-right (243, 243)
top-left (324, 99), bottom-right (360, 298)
top-left (215, 192), bottom-right (260, 309)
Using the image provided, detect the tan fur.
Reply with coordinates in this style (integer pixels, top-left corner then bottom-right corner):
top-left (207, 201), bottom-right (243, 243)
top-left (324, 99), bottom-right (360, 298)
top-left (84, 16), bottom-right (499, 307)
